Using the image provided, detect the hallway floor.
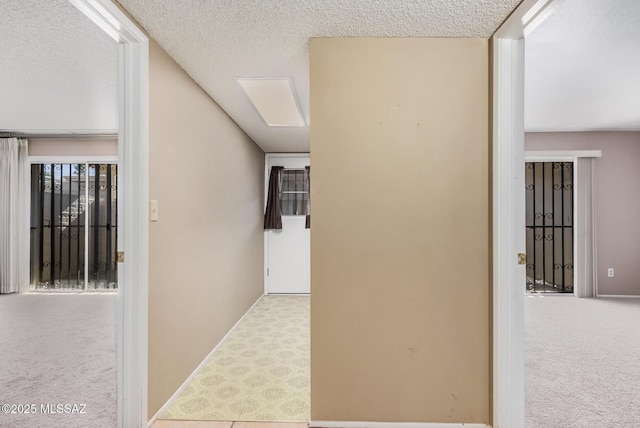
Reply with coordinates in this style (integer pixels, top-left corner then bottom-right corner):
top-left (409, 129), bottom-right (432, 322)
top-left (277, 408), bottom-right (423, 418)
top-left (159, 295), bottom-right (309, 422)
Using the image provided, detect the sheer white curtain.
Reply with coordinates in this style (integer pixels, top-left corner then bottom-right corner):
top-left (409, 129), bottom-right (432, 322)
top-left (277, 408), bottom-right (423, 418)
top-left (576, 157), bottom-right (595, 298)
top-left (0, 137), bottom-right (29, 294)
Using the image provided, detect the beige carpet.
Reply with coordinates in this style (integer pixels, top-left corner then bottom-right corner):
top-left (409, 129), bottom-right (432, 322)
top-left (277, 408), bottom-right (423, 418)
top-left (525, 295), bottom-right (640, 428)
top-left (0, 292), bottom-right (117, 428)
top-left (160, 295), bottom-right (310, 422)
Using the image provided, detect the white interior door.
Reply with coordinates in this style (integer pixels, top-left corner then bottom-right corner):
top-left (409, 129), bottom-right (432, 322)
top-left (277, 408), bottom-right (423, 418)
top-left (265, 155), bottom-right (310, 294)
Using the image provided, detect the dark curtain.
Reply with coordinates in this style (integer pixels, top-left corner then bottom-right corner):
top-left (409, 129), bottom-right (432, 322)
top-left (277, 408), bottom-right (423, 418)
top-left (305, 165), bottom-right (310, 229)
top-left (264, 166), bottom-right (284, 229)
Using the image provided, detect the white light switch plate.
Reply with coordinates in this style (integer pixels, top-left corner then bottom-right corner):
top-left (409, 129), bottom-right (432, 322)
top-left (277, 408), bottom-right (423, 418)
top-left (150, 200), bottom-right (158, 222)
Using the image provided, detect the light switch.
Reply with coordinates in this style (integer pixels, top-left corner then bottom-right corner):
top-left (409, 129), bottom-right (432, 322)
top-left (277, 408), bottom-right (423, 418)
top-left (150, 200), bottom-right (158, 222)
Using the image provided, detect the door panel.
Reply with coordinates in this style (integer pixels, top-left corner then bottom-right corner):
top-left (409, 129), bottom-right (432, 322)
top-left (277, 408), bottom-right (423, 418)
top-left (268, 216), bottom-right (310, 293)
top-left (266, 156), bottom-right (310, 294)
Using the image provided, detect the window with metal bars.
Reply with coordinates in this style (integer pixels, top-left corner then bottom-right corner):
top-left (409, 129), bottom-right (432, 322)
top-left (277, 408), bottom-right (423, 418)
top-left (280, 169), bottom-right (309, 216)
top-left (525, 161), bottom-right (574, 293)
top-left (29, 163), bottom-right (118, 291)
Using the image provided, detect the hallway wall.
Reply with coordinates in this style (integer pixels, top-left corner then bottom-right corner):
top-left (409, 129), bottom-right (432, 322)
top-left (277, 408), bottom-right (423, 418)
top-left (526, 131), bottom-right (640, 296)
top-left (310, 38), bottom-right (491, 424)
top-left (148, 40), bottom-right (265, 417)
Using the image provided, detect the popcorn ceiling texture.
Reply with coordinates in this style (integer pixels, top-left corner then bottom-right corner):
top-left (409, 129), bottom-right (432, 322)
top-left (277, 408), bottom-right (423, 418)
top-left (0, 0), bottom-right (118, 133)
top-left (5, 1), bottom-right (635, 147)
top-left (117, 0), bottom-right (520, 152)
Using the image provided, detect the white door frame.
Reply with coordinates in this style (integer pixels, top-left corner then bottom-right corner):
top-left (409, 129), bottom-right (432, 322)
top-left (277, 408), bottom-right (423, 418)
top-left (492, 1), bottom-right (562, 426)
top-left (263, 153), bottom-right (310, 295)
top-left (69, 1), bottom-right (149, 427)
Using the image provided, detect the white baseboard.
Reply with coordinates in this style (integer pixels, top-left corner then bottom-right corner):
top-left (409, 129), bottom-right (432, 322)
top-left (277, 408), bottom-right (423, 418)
top-left (147, 293), bottom-right (266, 427)
top-left (597, 294), bottom-right (640, 298)
top-left (309, 421), bottom-right (491, 428)
top-left (267, 293), bottom-right (310, 296)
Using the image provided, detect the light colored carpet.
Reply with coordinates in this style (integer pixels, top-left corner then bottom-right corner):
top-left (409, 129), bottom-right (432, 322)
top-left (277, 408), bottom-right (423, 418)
top-left (0, 293), bottom-right (117, 428)
top-left (160, 295), bottom-right (310, 422)
top-left (525, 295), bottom-right (640, 428)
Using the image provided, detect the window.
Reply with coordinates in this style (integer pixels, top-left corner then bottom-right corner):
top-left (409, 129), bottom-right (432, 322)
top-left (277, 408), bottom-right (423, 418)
top-left (280, 169), bottom-right (308, 216)
top-left (30, 163), bottom-right (118, 291)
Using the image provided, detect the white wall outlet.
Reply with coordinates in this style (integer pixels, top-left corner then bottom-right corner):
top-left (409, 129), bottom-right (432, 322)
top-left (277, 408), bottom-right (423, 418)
top-left (608, 268), bottom-right (614, 277)
top-left (149, 200), bottom-right (159, 222)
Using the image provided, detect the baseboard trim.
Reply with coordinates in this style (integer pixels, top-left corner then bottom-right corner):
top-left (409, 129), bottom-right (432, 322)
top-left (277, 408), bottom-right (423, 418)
top-left (309, 421), bottom-right (491, 428)
top-left (267, 293), bottom-right (310, 296)
top-left (147, 293), bottom-right (266, 427)
top-left (597, 294), bottom-right (640, 298)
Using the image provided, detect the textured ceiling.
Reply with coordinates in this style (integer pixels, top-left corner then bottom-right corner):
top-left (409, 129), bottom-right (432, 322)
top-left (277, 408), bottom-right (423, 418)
top-left (0, 0), bottom-right (118, 134)
top-left (117, 0), bottom-right (521, 152)
top-left (2, 0), bottom-right (635, 144)
top-left (525, 0), bottom-right (640, 132)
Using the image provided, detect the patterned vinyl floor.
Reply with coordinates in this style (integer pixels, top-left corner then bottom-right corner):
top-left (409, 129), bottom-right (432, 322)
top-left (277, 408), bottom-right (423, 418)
top-left (160, 295), bottom-right (310, 422)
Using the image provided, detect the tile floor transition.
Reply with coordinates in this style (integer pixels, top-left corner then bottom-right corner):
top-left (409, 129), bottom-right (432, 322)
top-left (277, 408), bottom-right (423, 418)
top-left (159, 295), bottom-right (310, 422)
top-left (152, 421), bottom-right (308, 428)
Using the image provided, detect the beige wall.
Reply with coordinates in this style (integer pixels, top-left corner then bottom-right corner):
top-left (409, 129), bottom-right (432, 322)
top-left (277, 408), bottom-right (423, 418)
top-left (310, 38), bottom-right (490, 423)
top-left (28, 137), bottom-right (117, 156)
top-left (148, 40), bottom-right (265, 417)
top-left (526, 131), bottom-right (640, 296)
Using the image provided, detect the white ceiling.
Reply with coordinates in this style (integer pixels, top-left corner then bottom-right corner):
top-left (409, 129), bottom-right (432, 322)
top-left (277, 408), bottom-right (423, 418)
top-left (0, 0), bottom-right (118, 134)
top-left (4, 0), bottom-right (635, 146)
top-left (116, 0), bottom-right (521, 152)
top-left (525, 0), bottom-right (640, 132)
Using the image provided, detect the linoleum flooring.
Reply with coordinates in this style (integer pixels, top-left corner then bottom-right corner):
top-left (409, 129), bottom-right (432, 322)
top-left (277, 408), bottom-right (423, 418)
top-left (160, 295), bottom-right (309, 422)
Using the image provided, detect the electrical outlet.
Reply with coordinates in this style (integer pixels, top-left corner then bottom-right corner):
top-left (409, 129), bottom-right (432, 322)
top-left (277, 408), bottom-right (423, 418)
top-left (608, 268), bottom-right (614, 278)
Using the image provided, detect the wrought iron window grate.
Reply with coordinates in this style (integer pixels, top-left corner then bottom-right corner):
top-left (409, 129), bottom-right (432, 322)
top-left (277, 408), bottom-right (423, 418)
top-left (525, 162), bottom-right (574, 293)
top-left (30, 163), bottom-right (118, 291)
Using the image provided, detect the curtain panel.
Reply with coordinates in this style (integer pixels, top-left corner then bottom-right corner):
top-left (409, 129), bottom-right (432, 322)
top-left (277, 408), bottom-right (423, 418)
top-left (264, 166), bottom-right (284, 230)
top-left (0, 138), bottom-right (29, 294)
top-left (305, 165), bottom-right (310, 229)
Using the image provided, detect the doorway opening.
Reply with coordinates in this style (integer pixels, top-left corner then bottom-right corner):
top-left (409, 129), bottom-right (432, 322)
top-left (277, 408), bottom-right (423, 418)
top-left (153, 154), bottom-right (312, 425)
